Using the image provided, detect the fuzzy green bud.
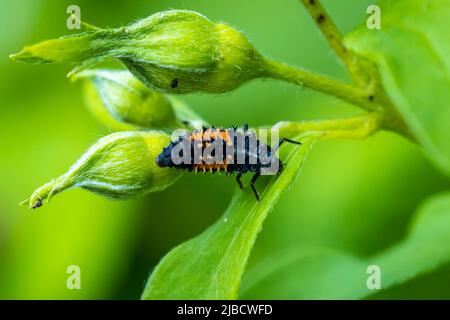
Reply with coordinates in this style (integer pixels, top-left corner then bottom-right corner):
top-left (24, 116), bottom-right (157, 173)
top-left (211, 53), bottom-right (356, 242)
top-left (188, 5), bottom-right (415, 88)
top-left (10, 10), bottom-right (267, 94)
top-left (73, 69), bottom-right (180, 130)
top-left (21, 131), bottom-right (181, 209)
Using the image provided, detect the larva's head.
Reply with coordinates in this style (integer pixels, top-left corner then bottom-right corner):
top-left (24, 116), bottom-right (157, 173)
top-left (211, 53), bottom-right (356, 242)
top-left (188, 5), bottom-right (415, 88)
top-left (156, 143), bottom-right (176, 168)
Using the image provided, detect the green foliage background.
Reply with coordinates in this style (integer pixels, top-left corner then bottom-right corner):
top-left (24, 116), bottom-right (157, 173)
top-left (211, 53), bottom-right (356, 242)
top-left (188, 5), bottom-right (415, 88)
top-left (1, 0), bottom-right (449, 299)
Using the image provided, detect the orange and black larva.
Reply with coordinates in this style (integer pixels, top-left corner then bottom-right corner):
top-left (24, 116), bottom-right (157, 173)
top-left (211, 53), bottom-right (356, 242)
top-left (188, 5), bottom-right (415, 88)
top-left (156, 124), bottom-right (301, 200)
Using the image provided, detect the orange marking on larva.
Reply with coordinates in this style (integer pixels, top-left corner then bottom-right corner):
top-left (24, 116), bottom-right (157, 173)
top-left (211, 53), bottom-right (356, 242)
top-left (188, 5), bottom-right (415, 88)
top-left (203, 130), bottom-right (212, 140)
top-left (190, 129), bottom-right (231, 143)
top-left (218, 130), bottom-right (231, 142)
top-left (193, 162), bottom-right (228, 171)
top-left (208, 129), bottom-right (231, 142)
top-left (190, 132), bottom-right (203, 141)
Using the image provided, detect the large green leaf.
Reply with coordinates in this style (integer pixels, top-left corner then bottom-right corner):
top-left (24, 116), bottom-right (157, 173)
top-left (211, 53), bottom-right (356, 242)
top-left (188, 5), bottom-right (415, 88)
top-left (141, 132), bottom-right (320, 299)
top-left (345, 0), bottom-right (450, 174)
top-left (241, 247), bottom-right (367, 299)
top-left (240, 192), bottom-right (450, 299)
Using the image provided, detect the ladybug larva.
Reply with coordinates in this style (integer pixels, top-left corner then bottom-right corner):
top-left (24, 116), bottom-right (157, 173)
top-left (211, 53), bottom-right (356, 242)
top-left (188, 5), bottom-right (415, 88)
top-left (156, 124), bottom-right (301, 200)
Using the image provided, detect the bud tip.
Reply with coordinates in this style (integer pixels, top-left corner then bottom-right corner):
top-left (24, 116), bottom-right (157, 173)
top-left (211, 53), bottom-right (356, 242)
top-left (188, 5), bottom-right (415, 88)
top-left (9, 48), bottom-right (50, 64)
top-left (20, 177), bottom-right (70, 209)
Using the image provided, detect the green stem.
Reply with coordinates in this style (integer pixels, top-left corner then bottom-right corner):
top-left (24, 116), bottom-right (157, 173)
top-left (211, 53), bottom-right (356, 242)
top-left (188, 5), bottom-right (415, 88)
top-left (263, 60), bottom-right (414, 140)
top-left (269, 112), bottom-right (382, 141)
top-left (296, 0), bottom-right (414, 140)
top-left (299, 0), bottom-right (368, 86)
top-left (264, 59), bottom-right (377, 112)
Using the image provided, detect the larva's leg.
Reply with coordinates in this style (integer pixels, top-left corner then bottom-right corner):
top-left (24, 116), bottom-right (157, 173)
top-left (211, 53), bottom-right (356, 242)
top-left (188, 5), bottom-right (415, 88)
top-left (281, 138), bottom-right (302, 146)
top-left (273, 138), bottom-right (302, 153)
top-left (236, 173), bottom-right (243, 189)
top-left (250, 172), bottom-right (261, 201)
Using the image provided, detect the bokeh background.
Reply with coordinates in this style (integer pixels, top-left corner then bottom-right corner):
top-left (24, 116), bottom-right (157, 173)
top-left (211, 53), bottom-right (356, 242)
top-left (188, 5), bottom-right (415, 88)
top-left (1, 0), bottom-right (449, 299)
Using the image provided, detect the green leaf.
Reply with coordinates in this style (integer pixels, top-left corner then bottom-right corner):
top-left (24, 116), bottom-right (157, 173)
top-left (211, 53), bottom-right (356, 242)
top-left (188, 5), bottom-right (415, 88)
top-left (241, 247), bottom-right (367, 299)
top-left (141, 132), bottom-right (320, 299)
top-left (240, 192), bottom-right (450, 299)
top-left (345, 0), bottom-right (450, 174)
top-left (373, 192), bottom-right (450, 292)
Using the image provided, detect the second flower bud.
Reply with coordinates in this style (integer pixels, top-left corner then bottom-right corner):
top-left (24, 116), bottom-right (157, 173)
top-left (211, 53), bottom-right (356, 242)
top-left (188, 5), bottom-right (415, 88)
top-left (73, 69), bottom-right (181, 131)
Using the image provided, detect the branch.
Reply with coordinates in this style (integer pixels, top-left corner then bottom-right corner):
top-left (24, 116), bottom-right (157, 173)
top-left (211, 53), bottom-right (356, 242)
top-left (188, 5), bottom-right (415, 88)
top-left (299, 0), bottom-right (367, 86)
top-left (269, 112), bottom-right (382, 141)
top-left (264, 59), bottom-right (377, 112)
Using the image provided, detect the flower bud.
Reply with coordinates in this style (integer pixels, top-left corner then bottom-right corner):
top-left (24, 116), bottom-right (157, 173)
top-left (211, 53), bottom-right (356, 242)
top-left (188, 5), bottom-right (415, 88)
top-left (21, 131), bottom-right (181, 209)
top-left (10, 10), bottom-right (266, 94)
top-left (73, 69), bottom-right (180, 130)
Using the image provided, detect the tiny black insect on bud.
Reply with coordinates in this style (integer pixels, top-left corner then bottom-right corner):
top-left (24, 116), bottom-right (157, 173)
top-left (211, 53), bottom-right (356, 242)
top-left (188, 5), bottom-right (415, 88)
top-left (171, 78), bottom-right (178, 89)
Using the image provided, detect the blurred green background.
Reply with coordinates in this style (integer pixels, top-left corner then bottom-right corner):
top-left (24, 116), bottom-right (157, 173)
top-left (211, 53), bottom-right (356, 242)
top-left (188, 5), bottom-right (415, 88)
top-left (1, 0), bottom-right (449, 299)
